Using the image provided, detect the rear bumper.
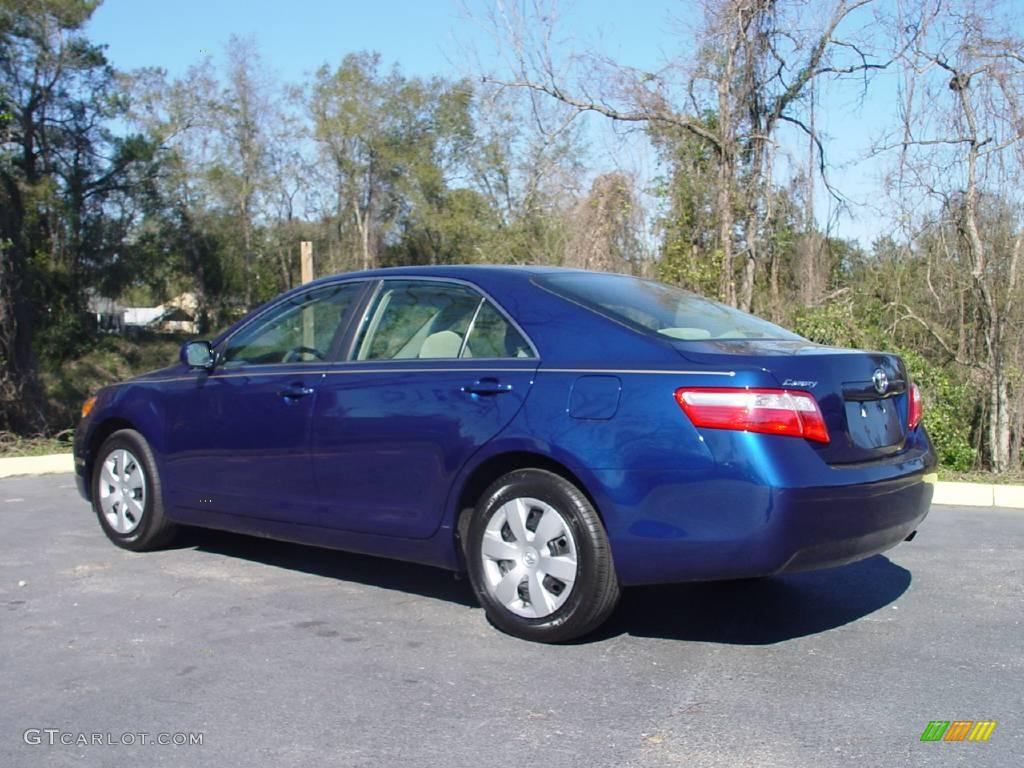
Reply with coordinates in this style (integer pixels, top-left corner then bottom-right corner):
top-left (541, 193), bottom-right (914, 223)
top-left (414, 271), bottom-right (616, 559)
top-left (772, 475), bottom-right (932, 574)
top-left (597, 468), bottom-right (934, 586)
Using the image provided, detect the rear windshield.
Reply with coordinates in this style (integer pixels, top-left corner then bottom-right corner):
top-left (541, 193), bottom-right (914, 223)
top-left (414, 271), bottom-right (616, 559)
top-left (536, 273), bottom-right (803, 341)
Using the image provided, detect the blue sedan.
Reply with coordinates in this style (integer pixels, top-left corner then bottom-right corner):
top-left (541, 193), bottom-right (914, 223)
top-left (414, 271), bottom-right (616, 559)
top-left (74, 266), bottom-right (936, 642)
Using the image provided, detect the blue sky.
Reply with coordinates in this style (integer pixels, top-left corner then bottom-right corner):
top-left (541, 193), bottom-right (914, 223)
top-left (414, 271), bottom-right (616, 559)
top-left (86, 0), bottom-right (902, 245)
top-left (86, 0), bottom-right (678, 82)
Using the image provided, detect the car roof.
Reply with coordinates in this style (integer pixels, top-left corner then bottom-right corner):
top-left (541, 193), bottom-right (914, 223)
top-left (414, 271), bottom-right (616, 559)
top-left (207, 264), bottom-right (676, 366)
top-left (209, 265), bottom-right (606, 345)
top-left (301, 264), bottom-right (591, 289)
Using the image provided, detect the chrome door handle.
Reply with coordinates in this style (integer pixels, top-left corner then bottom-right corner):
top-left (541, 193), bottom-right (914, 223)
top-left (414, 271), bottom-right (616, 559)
top-left (461, 379), bottom-right (513, 395)
top-left (278, 383), bottom-right (315, 399)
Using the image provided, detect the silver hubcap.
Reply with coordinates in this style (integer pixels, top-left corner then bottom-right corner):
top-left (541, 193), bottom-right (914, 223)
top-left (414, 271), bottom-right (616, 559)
top-left (480, 497), bottom-right (578, 619)
top-left (98, 448), bottom-right (146, 534)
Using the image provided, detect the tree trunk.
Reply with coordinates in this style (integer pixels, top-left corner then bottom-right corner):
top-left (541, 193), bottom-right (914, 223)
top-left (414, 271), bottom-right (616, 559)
top-left (957, 77), bottom-right (1009, 473)
top-left (1, 122), bottom-right (47, 432)
top-left (989, 372), bottom-right (1011, 473)
top-left (716, 170), bottom-right (735, 305)
top-left (0, 237), bottom-right (47, 433)
top-left (1010, 377), bottom-right (1023, 471)
top-left (242, 201), bottom-right (254, 308)
top-left (716, 46), bottom-right (737, 307)
top-left (739, 249), bottom-right (757, 313)
top-left (768, 244), bottom-right (781, 322)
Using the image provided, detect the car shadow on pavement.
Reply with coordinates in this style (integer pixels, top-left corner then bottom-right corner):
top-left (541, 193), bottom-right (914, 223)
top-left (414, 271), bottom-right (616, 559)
top-left (178, 528), bottom-right (478, 608)
top-left (174, 529), bottom-right (910, 644)
top-left (594, 554), bottom-right (912, 645)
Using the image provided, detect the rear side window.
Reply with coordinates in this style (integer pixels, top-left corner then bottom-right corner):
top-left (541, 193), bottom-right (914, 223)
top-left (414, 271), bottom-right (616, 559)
top-left (536, 273), bottom-right (802, 341)
top-left (465, 301), bottom-right (532, 359)
top-left (355, 280), bottom-right (534, 360)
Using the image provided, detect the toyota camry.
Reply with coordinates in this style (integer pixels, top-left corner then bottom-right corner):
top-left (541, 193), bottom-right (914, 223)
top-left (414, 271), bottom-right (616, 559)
top-left (74, 266), bottom-right (936, 642)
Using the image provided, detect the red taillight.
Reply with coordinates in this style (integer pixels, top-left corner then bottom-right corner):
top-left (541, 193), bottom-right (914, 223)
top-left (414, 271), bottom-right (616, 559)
top-left (674, 387), bottom-right (830, 444)
top-left (908, 383), bottom-right (923, 429)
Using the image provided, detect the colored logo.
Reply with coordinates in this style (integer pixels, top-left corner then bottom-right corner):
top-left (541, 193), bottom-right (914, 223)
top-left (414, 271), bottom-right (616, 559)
top-left (920, 720), bottom-right (997, 742)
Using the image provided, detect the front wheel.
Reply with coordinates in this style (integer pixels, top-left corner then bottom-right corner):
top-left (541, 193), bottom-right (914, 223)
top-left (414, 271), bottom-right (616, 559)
top-left (92, 429), bottom-right (177, 551)
top-left (466, 469), bottom-right (620, 642)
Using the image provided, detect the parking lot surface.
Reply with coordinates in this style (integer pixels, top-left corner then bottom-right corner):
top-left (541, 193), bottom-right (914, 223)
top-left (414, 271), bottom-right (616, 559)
top-left (1, 474), bottom-right (1020, 767)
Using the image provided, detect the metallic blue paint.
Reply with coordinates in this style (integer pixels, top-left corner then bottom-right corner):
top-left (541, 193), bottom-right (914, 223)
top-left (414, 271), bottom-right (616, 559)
top-left (310, 358), bottom-right (538, 538)
top-left (75, 266), bottom-right (936, 585)
top-left (568, 375), bottom-right (622, 420)
top-left (161, 366), bottom-right (323, 525)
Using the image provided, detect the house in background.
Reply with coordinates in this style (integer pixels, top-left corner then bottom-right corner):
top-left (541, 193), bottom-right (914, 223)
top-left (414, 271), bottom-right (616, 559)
top-left (122, 306), bottom-right (165, 328)
top-left (86, 292), bottom-right (125, 333)
top-left (156, 306), bottom-right (198, 334)
top-left (87, 292), bottom-right (199, 335)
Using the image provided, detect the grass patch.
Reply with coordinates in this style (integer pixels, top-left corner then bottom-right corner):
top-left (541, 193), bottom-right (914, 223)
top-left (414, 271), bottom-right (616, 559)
top-left (938, 469), bottom-right (1024, 485)
top-left (40, 331), bottom-right (189, 431)
top-left (0, 429), bottom-right (74, 457)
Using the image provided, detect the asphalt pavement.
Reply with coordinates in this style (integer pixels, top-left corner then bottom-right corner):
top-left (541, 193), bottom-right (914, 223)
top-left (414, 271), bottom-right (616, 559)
top-left (1, 474), bottom-right (1020, 767)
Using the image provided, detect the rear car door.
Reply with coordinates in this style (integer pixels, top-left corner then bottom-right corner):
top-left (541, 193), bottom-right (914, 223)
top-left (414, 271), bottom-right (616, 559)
top-left (311, 278), bottom-right (539, 538)
top-left (162, 281), bottom-right (366, 524)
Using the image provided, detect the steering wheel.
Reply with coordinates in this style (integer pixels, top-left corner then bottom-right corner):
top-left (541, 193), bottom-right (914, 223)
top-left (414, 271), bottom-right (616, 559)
top-left (283, 346), bottom-right (327, 363)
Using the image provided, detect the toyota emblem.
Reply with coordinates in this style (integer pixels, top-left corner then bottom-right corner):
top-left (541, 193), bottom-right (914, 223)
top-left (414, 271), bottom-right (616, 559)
top-left (872, 368), bottom-right (889, 395)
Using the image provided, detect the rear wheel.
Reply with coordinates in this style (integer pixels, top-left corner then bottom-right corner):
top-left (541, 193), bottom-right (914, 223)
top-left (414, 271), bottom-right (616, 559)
top-left (92, 429), bottom-right (177, 551)
top-left (466, 469), bottom-right (620, 642)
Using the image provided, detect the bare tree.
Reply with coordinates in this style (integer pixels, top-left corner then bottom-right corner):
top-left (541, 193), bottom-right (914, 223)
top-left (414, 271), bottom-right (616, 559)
top-left (215, 36), bottom-right (274, 307)
top-left (882, 0), bottom-right (1024, 471)
top-left (481, 0), bottom-right (888, 309)
top-left (564, 172), bottom-right (645, 273)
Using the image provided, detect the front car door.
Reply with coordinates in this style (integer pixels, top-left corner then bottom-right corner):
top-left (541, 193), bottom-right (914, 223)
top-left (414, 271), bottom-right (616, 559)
top-left (162, 281), bottom-right (366, 525)
top-left (312, 278), bottom-right (539, 538)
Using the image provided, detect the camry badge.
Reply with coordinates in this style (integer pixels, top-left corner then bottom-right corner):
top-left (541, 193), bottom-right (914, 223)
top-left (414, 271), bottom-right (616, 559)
top-left (782, 379), bottom-right (817, 389)
top-left (872, 368), bottom-right (889, 395)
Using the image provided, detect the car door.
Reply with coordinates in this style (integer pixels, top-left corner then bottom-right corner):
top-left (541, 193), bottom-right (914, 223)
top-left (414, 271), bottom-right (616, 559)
top-left (162, 281), bottom-right (366, 525)
top-left (311, 278), bottom-right (539, 538)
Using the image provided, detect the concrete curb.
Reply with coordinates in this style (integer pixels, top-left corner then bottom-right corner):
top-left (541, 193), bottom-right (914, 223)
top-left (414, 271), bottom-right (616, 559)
top-left (929, 481), bottom-right (1024, 508)
top-left (0, 453), bottom-right (74, 478)
top-left (1, 453), bottom-right (1022, 508)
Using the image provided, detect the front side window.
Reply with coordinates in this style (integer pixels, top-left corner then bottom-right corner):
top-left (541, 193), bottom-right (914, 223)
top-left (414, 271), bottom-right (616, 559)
top-left (222, 282), bottom-right (363, 366)
top-left (536, 273), bottom-right (803, 341)
top-left (356, 280), bottom-right (533, 360)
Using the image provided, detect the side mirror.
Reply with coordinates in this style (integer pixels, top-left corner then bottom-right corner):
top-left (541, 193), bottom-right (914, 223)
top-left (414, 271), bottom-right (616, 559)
top-left (181, 340), bottom-right (215, 370)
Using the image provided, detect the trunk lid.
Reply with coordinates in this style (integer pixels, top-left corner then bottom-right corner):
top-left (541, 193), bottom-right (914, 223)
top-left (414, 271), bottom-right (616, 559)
top-left (673, 339), bottom-right (911, 465)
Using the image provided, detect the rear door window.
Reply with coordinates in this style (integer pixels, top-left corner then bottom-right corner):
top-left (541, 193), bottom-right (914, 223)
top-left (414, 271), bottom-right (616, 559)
top-left (355, 280), bottom-right (534, 360)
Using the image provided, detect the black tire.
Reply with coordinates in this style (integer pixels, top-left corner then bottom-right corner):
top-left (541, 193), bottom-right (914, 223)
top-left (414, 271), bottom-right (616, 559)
top-left (466, 469), bottom-right (620, 642)
top-left (91, 429), bottom-right (177, 551)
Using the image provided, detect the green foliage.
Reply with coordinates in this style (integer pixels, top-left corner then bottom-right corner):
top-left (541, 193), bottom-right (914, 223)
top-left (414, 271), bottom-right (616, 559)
top-left (1, 0), bottom-right (142, 430)
top-left (657, 240), bottom-right (724, 300)
top-left (39, 331), bottom-right (187, 429)
top-left (309, 55), bottom-right (485, 268)
top-left (790, 301), bottom-right (876, 349)
top-left (897, 350), bottom-right (978, 471)
top-left (650, 115), bottom-right (724, 300)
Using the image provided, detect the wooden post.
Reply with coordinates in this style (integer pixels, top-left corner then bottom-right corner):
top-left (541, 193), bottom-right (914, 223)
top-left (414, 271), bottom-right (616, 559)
top-left (300, 241), bottom-right (314, 284)
top-left (300, 241), bottom-right (314, 348)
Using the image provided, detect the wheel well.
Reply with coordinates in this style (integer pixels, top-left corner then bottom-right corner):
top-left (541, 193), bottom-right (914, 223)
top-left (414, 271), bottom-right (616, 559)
top-left (454, 451), bottom-right (599, 557)
top-left (86, 418), bottom-right (136, 480)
